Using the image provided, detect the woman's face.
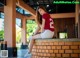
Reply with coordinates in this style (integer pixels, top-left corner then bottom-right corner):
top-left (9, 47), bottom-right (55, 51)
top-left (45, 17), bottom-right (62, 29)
top-left (38, 8), bottom-right (45, 15)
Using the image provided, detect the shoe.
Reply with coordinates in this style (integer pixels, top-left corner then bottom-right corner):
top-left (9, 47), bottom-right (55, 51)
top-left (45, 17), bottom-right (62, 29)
top-left (24, 51), bottom-right (32, 57)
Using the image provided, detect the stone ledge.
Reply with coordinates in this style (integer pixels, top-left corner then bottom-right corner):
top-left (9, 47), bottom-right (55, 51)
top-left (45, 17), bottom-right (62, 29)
top-left (32, 38), bottom-right (80, 58)
top-left (35, 38), bottom-right (80, 42)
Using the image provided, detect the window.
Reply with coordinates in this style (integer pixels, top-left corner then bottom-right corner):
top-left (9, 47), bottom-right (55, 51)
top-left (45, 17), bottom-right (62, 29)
top-left (27, 20), bottom-right (37, 42)
top-left (16, 18), bottom-right (21, 43)
top-left (59, 32), bottom-right (68, 39)
top-left (16, 6), bottom-right (30, 15)
top-left (0, 12), bottom-right (4, 41)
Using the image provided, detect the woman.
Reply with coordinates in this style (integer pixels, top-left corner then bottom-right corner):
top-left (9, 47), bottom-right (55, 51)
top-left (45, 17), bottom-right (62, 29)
top-left (28, 5), bottom-right (55, 54)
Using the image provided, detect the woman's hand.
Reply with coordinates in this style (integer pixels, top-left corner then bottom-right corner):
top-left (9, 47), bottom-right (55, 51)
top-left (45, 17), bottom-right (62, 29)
top-left (32, 32), bottom-right (41, 36)
top-left (32, 26), bottom-right (41, 36)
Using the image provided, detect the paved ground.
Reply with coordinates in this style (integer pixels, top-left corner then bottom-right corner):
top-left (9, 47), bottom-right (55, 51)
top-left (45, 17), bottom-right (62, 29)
top-left (17, 49), bottom-right (31, 58)
top-left (0, 49), bottom-right (31, 58)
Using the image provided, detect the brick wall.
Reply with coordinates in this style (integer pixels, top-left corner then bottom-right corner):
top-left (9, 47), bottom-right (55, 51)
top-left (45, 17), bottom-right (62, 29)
top-left (31, 39), bottom-right (80, 58)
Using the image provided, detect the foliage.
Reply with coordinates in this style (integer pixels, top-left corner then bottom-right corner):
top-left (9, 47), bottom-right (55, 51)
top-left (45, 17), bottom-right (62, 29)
top-left (0, 19), bottom-right (37, 43)
top-left (16, 28), bottom-right (21, 43)
top-left (26, 20), bottom-right (37, 42)
top-left (0, 30), bottom-right (4, 40)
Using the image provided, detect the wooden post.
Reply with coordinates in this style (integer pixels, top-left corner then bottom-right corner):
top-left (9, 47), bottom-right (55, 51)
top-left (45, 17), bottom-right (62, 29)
top-left (4, 0), bottom-right (16, 47)
top-left (78, 5), bottom-right (80, 38)
top-left (21, 17), bottom-right (27, 45)
top-left (75, 0), bottom-right (79, 38)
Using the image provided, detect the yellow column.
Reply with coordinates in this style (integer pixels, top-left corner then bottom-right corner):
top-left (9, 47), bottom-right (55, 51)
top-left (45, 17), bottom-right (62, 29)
top-left (4, 0), bottom-right (16, 47)
top-left (21, 17), bottom-right (27, 45)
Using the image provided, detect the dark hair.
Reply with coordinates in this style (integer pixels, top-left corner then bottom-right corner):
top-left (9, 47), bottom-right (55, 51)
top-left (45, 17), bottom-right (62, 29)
top-left (37, 6), bottom-right (47, 12)
top-left (36, 5), bottom-right (47, 25)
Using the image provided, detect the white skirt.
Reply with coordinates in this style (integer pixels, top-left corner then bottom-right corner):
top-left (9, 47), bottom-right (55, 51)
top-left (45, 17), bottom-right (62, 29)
top-left (29, 30), bottom-right (54, 40)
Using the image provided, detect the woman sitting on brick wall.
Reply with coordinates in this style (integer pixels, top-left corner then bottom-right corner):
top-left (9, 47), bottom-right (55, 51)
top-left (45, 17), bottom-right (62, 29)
top-left (28, 5), bottom-right (55, 54)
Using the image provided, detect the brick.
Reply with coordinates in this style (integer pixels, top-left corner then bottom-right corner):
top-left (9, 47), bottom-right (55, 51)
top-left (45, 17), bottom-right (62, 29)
top-left (33, 46), bottom-right (36, 49)
top-left (37, 56), bottom-right (40, 58)
top-left (32, 49), bottom-right (35, 52)
top-left (37, 46), bottom-right (40, 49)
top-left (58, 42), bottom-right (64, 45)
top-left (71, 46), bottom-right (79, 49)
top-left (62, 54), bottom-right (70, 57)
top-left (40, 40), bottom-right (50, 43)
top-left (65, 50), bottom-right (73, 53)
top-left (35, 56), bottom-right (38, 58)
top-left (41, 42), bottom-right (45, 45)
top-left (46, 53), bottom-right (51, 57)
top-left (41, 40), bottom-right (48, 42)
top-left (32, 52), bottom-right (36, 55)
top-left (32, 53), bottom-right (37, 56)
top-left (43, 53), bottom-right (47, 56)
top-left (54, 50), bottom-right (58, 53)
top-left (49, 50), bottom-right (53, 53)
top-left (35, 43), bottom-right (41, 45)
top-left (36, 49), bottom-right (39, 52)
top-left (71, 54), bottom-right (79, 57)
top-left (52, 46), bottom-right (56, 49)
top-left (45, 50), bottom-right (48, 53)
top-left (62, 46), bottom-right (70, 49)
top-left (56, 54), bottom-right (61, 57)
top-left (49, 42), bottom-right (54, 45)
top-left (59, 50), bottom-right (64, 53)
top-left (79, 45), bottom-right (80, 49)
top-left (34, 49), bottom-right (36, 52)
top-left (39, 53), bottom-right (43, 56)
top-left (65, 42), bottom-right (73, 45)
top-left (38, 56), bottom-right (41, 58)
top-left (73, 50), bottom-right (80, 53)
top-left (79, 54), bottom-right (80, 57)
top-left (56, 46), bottom-right (61, 49)
top-left (39, 46), bottom-right (43, 49)
top-left (51, 54), bottom-right (55, 57)
top-left (45, 42), bottom-right (49, 45)
top-left (42, 50), bottom-right (45, 53)
top-left (38, 50), bottom-right (42, 52)
top-left (37, 53), bottom-right (40, 56)
top-left (73, 42), bottom-right (80, 45)
top-left (42, 57), bottom-right (47, 58)
top-left (32, 41), bottom-right (80, 58)
top-left (42, 46), bottom-right (46, 49)
top-left (47, 46), bottom-right (51, 49)
top-left (53, 42), bottom-right (59, 45)
top-left (31, 56), bottom-right (35, 58)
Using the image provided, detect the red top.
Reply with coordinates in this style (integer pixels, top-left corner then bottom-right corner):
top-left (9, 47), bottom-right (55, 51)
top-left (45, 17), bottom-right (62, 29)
top-left (42, 13), bottom-right (55, 32)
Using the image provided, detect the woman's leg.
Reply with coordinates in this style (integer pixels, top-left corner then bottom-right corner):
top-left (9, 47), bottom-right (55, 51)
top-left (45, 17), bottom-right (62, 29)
top-left (29, 34), bottom-right (41, 53)
top-left (29, 39), bottom-right (35, 53)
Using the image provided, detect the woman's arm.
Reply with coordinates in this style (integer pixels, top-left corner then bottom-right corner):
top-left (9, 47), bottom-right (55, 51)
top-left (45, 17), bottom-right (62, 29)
top-left (33, 25), bottom-right (41, 35)
top-left (41, 19), bottom-right (45, 33)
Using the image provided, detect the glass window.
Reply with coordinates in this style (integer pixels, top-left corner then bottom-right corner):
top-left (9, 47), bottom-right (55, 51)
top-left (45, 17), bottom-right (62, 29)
top-left (16, 7), bottom-right (30, 15)
top-left (0, 12), bottom-right (4, 19)
top-left (0, 18), bottom-right (4, 41)
top-left (1, 13), bottom-right (4, 19)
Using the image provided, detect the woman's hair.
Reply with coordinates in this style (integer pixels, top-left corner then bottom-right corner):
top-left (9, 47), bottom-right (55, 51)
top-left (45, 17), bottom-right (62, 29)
top-left (36, 5), bottom-right (47, 25)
